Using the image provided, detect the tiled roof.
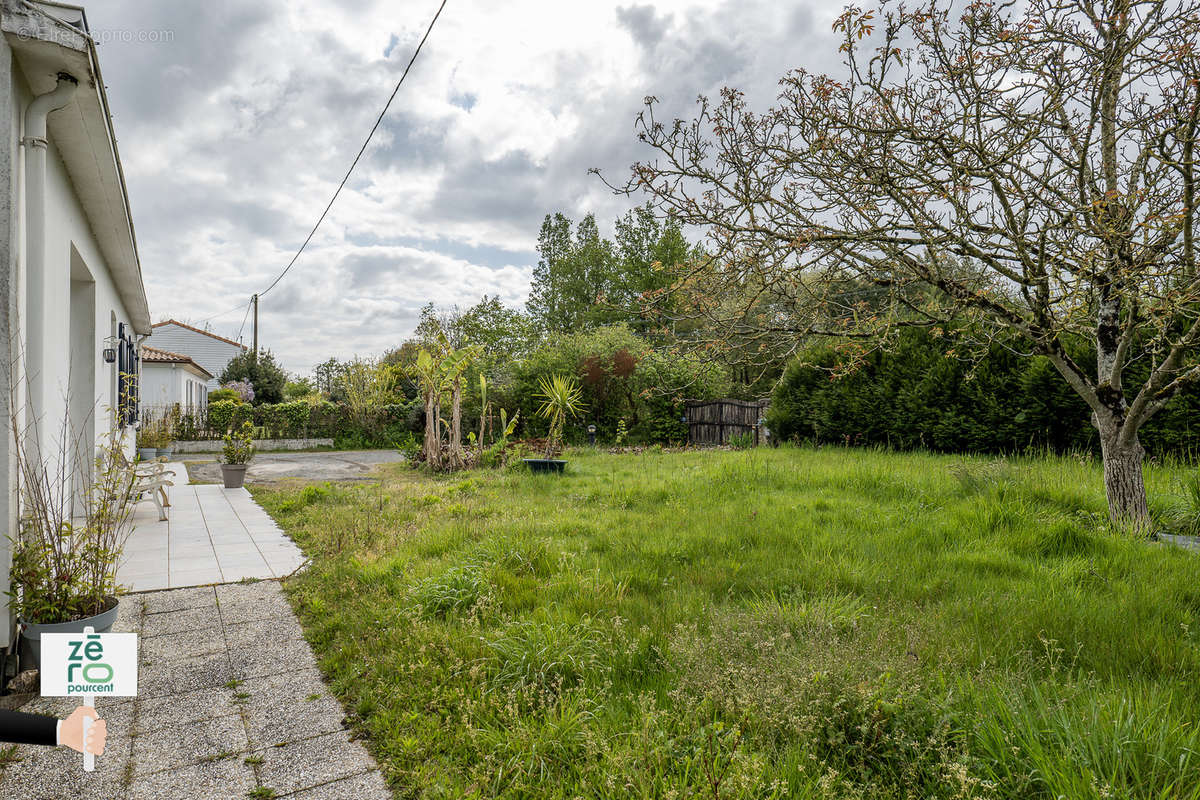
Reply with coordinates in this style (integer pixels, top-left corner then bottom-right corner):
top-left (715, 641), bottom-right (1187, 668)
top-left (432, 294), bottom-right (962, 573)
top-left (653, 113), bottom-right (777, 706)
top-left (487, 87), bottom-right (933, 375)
top-left (140, 345), bottom-right (214, 378)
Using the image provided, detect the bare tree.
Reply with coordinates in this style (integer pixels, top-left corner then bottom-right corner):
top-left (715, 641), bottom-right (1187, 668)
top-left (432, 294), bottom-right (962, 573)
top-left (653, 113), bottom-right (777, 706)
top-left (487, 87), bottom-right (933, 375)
top-left (604, 0), bottom-right (1200, 528)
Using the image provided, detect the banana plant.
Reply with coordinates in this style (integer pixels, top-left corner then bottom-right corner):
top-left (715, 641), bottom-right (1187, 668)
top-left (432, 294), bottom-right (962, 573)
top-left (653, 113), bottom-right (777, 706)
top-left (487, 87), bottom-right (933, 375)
top-left (478, 374), bottom-right (491, 461)
top-left (440, 344), bottom-right (482, 469)
top-left (409, 338), bottom-right (482, 471)
top-left (410, 347), bottom-right (448, 470)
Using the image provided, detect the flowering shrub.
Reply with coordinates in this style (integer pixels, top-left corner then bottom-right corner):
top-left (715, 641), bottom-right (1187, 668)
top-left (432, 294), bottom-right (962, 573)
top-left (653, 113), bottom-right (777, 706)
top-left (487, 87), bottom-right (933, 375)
top-left (223, 380), bottom-right (255, 404)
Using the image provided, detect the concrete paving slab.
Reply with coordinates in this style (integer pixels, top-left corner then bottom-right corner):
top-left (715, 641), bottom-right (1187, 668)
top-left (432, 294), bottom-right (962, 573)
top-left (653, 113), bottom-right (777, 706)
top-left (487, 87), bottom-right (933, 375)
top-left (134, 685), bottom-right (239, 734)
top-left (122, 574), bottom-right (171, 591)
top-left (239, 669), bottom-right (347, 748)
top-left (0, 734), bottom-right (132, 800)
top-left (131, 713), bottom-right (247, 776)
top-left (228, 635), bottom-right (319, 681)
top-left (127, 758), bottom-right (256, 800)
top-left (251, 730), bottom-right (377, 796)
top-left (169, 567), bottom-right (225, 587)
top-left (286, 770), bottom-right (391, 799)
top-left (216, 581), bottom-right (296, 623)
top-left (141, 626), bottom-right (226, 662)
top-left (138, 650), bottom-right (234, 699)
top-left (141, 603), bottom-right (221, 637)
top-left (143, 585), bottom-right (216, 615)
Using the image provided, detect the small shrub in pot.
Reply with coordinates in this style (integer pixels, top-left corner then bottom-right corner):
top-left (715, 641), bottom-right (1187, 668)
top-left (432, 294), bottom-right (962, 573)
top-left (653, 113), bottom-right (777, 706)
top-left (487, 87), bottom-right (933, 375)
top-left (220, 421), bottom-right (256, 489)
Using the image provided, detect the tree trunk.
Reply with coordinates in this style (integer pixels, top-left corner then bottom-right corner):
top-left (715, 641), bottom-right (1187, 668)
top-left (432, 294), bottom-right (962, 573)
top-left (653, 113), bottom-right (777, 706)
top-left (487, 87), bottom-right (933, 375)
top-left (423, 390), bottom-right (439, 469)
top-left (1099, 430), bottom-right (1150, 531)
top-left (478, 406), bottom-right (488, 461)
top-left (450, 377), bottom-right (462, 469)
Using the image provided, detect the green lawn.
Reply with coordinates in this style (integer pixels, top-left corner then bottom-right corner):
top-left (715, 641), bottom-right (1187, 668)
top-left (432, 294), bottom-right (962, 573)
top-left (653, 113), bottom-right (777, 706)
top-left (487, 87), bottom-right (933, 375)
top-left (254, 447), bottom-right (1200, 799)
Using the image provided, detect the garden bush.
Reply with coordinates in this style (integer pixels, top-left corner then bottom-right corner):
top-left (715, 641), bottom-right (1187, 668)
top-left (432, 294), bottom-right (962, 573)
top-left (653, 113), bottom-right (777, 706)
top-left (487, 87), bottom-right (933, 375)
top-left (206, 399), bottom-right (251, 435)
top-left (502, 324), bottom-right (729, 444)
top-left (257, 401), bottom-right (311, 438)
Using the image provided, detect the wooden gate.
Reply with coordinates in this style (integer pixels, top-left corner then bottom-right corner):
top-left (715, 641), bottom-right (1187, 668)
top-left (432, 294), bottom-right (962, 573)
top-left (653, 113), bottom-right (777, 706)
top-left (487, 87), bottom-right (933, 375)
top-left (685, 399), bottom-right (769, 446)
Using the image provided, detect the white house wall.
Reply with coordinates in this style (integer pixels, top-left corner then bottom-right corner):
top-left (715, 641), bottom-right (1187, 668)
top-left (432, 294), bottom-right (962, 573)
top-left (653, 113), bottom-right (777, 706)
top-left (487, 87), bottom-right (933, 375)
top-left (0, 54), bottom-right (139, 644)
top-left (140, 362), bottom-right (209, 412)
top-left (140, 363), bottom-right (175, 408)
top-left (34, 77), bottom-right (136, 455)
top-left (0, 33), bottom-right (17, 649)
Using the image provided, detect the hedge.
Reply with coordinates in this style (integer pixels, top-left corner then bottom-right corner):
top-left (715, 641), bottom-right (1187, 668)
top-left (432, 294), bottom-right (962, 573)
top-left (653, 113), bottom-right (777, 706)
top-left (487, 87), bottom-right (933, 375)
top-left (191, 399), bottom-right (419, 446)
top-left (768, 326), bottom-right (1200, 458)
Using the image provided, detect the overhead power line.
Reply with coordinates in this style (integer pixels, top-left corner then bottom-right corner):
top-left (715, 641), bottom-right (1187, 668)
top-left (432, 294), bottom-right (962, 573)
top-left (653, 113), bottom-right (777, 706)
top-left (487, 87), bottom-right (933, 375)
top-left (236, 296), bottom-right (254, 342)
top-left (258, 0), bottom-right (449, 298)
top-left (194, 298), bottom-right (252, 327)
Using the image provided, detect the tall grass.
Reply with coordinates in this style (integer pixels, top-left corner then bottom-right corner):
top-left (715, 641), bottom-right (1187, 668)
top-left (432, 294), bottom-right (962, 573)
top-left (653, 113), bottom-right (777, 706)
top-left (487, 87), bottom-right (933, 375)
top-left (256, 446), bottom-right (1200, 798)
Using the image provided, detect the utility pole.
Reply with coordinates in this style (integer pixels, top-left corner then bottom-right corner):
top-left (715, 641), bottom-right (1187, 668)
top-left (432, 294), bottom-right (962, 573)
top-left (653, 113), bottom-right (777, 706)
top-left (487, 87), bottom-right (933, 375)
top-left (252, 293), bottom-right (259, 364)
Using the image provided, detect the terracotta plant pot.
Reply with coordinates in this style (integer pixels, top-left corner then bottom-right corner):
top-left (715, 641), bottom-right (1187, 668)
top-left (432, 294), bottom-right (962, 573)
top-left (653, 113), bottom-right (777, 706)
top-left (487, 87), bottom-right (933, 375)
top-left (20, 597), bottom-right (120, 669)
top-left (221, 464), bottom-right (248, 488)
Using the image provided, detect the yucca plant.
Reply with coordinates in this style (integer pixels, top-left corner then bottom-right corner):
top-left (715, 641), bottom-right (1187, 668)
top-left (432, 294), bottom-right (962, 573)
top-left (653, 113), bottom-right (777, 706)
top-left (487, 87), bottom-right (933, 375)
top-left (534, 374), bottom-right (585, 459)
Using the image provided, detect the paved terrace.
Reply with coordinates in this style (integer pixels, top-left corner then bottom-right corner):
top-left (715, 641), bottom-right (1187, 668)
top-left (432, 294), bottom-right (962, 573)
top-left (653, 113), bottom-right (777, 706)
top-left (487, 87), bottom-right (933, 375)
top-left (0, 464), bottom-right (391, 799)
top-left (117, 462), bottom-right (307, 591)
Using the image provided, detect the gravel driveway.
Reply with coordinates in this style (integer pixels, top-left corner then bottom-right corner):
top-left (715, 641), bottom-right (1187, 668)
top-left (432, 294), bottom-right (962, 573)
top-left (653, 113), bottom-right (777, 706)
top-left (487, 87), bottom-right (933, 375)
top-left (185, 449), bottom-right (404, 485)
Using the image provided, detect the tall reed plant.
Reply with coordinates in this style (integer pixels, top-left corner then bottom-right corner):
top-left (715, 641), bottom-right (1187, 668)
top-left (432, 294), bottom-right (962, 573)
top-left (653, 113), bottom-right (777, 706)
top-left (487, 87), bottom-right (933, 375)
top-left (6, 395), bottom-right (138, 624)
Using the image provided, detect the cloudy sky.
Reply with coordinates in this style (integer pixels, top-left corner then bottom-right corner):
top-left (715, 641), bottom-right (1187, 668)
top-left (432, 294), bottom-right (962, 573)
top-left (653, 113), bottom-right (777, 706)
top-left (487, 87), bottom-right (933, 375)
top-left (92, 0), bottom-right (846, 376)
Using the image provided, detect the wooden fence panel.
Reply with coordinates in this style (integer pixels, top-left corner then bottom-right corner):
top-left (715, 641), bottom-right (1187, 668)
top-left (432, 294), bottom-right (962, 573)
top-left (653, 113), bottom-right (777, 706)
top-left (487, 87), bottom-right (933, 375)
top-left (685, 399), bottom-right (769, 446)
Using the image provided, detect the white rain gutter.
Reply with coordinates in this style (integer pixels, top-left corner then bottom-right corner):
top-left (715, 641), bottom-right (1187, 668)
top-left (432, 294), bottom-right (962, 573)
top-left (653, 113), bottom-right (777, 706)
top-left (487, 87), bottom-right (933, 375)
top-left (21, 71), bottom-right (78, 416)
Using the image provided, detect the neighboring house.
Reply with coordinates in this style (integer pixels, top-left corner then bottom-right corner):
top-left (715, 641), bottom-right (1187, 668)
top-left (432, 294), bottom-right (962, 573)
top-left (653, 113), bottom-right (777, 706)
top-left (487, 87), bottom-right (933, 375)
top-left (146, 319), bottom-right (247, 391)
top-left (0, 2), bottom-right (153, 643)
top-left (139, 346), bottom-right (212, 414)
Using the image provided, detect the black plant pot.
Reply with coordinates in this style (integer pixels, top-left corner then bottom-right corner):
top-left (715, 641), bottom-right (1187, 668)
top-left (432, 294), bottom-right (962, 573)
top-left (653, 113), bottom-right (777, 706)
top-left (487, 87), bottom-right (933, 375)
top-left (21, 597), bottom-right (120, 669)
top-left (523, 458), bottom-right (566, 474)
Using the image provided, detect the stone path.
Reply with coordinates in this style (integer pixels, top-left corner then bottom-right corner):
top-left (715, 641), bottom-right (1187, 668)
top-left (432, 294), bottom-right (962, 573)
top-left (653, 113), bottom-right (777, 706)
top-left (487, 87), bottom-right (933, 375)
top-left (0, 581), bottom-right (390, 799)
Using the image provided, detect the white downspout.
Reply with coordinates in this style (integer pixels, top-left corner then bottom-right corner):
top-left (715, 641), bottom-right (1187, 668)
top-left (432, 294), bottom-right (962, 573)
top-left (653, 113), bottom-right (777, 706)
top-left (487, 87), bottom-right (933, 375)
top-left (21, 72), bottom-right (78, 434)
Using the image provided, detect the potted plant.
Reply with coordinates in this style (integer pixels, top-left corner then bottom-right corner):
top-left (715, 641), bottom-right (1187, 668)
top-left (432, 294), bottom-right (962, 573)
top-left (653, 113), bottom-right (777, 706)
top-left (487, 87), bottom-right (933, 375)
top-left (524, 374), bottom-right (584, 474)
top-left (8, 410), bottom-right (138, 667)
top-left (156, 406), bottom-right (179, 459)
top-left (135, 424), bottom-right (157, 462)
top-left (220, 420), bottom-right (255, 488)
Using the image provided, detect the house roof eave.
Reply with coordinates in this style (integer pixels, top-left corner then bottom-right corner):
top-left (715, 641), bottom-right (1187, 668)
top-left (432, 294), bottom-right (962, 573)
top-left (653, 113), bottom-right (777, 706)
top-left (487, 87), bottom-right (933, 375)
top-left (2, 0), bottom-right (152, 334)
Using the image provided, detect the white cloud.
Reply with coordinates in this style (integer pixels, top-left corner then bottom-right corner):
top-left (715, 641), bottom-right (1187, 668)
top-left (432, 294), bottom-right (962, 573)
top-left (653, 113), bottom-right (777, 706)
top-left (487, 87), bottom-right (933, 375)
top-left (95, 0), bottom-right (843, 375)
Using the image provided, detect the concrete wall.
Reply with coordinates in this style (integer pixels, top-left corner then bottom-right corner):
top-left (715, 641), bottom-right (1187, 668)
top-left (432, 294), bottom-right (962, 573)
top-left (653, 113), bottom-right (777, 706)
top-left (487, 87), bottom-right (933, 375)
top-left (174, 438), bottom-right (334, 453)
top-left (146, 325), bottom-right (244, 390)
